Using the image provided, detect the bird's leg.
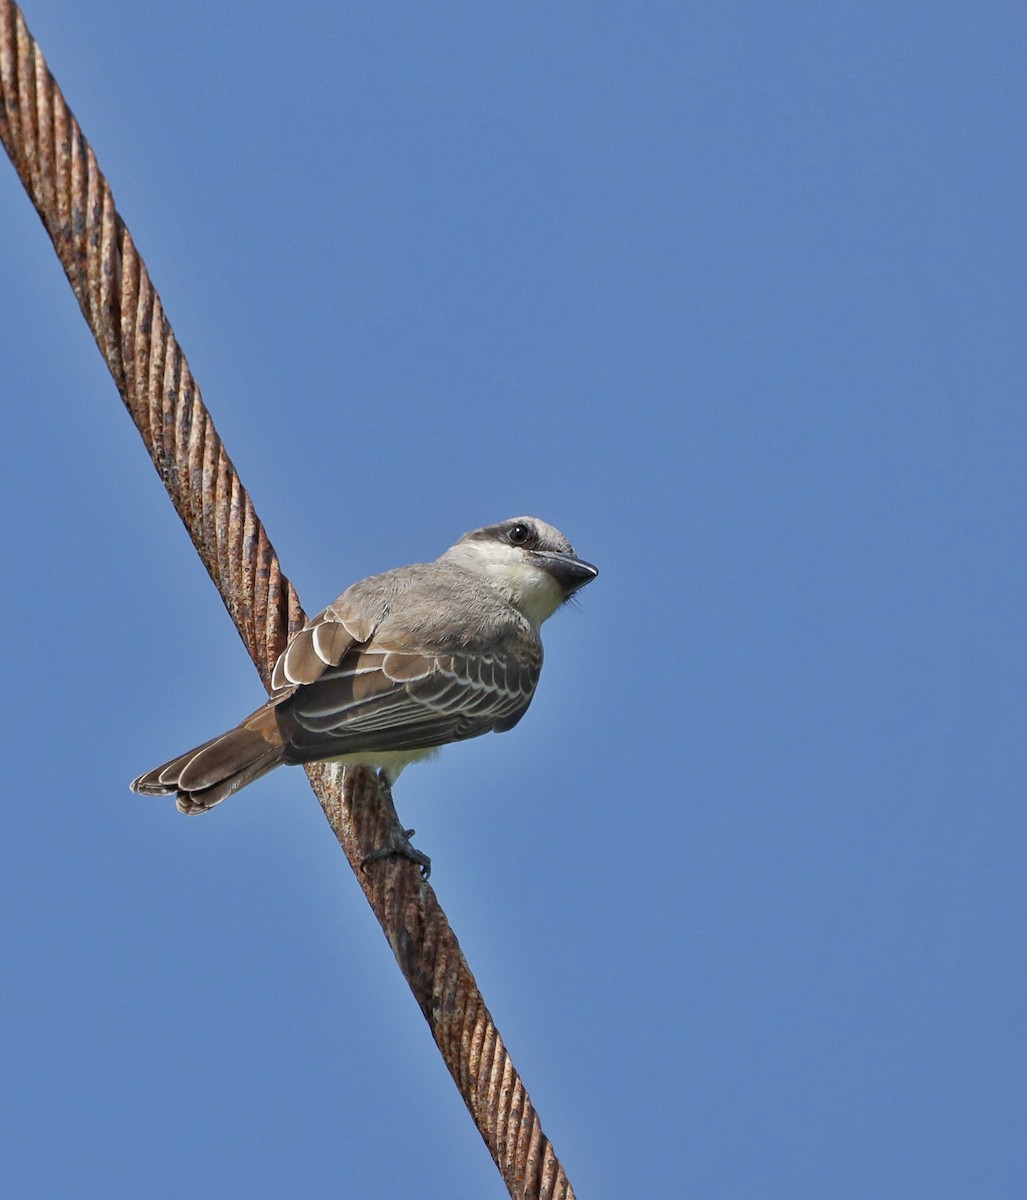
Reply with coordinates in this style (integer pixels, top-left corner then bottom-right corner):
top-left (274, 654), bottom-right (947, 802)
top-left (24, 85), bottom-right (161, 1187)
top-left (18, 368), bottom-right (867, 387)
top-left (360, 770), bottom-right (432, 879)
top-left (361, 826), bottom-right (431, 879)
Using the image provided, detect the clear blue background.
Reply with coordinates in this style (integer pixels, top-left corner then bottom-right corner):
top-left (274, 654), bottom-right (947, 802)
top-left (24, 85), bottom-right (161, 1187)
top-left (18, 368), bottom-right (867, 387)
top-left (2, 4), bottom-right (1025, 1197)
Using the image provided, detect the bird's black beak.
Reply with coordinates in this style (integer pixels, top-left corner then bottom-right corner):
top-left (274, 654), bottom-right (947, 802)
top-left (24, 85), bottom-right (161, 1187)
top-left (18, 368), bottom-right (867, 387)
top-left (535, 550), bottom-right (599, 595)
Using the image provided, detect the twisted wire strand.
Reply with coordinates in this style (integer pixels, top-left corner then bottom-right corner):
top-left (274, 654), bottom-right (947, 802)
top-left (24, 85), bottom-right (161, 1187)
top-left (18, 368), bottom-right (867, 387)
top-left (0, 5), bottom-right (575, 1197)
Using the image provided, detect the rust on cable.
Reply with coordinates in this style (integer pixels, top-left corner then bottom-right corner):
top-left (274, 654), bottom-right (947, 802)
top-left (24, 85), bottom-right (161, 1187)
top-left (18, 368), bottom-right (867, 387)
top-left (0, 3), bottom-right (576, 1196)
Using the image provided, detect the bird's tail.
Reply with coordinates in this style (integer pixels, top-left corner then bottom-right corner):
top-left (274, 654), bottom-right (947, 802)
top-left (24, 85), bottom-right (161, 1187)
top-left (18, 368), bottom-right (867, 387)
top-left (130, 706), bottom-right (285, 815)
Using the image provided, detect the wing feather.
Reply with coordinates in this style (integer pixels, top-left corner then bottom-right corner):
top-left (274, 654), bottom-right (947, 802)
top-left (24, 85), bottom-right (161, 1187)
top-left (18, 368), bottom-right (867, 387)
top-left (270, 588), bottom-right (388, 692)
top-left (279, 638), bottom-right (540, 765)
top-left (312, 619), bottom-right (353, 666)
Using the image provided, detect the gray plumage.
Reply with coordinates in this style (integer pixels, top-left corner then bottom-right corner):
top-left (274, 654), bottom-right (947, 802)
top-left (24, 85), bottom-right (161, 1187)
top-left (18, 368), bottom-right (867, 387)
top-left (131, 517), bottom-right (597, 815)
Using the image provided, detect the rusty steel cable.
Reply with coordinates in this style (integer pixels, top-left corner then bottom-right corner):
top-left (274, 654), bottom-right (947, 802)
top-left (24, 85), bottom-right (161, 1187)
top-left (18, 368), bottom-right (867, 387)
top-left (0, 4), bottom-right (577, 1197)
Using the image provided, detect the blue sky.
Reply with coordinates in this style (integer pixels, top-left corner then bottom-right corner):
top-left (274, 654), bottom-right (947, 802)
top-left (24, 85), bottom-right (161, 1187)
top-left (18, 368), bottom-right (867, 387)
top-left (2, 3), bottom-right (1026, 1197)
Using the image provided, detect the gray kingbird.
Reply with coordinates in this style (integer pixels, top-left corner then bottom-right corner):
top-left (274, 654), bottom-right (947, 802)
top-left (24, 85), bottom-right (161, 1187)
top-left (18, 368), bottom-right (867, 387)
top-left (131, 517), bottom-right (598, 823)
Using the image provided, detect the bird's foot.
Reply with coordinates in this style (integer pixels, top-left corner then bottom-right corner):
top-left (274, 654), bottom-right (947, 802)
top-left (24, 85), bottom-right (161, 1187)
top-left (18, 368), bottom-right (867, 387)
top-left (361, 826), bottom-right (431, 880)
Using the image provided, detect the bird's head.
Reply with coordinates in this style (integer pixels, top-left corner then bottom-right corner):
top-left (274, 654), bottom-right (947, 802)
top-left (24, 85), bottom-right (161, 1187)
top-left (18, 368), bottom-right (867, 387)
top-left (441, 516), bottom-right (598, 629)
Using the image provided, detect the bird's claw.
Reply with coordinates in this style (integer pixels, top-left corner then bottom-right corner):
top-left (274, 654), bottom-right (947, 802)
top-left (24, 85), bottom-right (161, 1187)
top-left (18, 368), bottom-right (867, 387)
top-left (361, 826), bottom-right (432, 879)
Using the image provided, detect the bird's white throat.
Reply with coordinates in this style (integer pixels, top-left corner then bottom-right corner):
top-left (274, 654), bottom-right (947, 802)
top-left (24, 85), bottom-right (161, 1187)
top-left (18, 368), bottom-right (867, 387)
top-left (446, 541), bottom-right (565, 630)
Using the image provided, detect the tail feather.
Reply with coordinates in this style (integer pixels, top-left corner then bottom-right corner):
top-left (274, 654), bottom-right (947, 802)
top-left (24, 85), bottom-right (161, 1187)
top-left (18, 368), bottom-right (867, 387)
top-left (130, 706), bottom-right (285, 815)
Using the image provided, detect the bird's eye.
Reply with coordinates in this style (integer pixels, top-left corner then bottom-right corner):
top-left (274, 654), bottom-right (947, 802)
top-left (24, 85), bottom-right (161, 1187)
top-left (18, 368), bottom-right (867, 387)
top-left (508, 523), bottom-right (532, 545)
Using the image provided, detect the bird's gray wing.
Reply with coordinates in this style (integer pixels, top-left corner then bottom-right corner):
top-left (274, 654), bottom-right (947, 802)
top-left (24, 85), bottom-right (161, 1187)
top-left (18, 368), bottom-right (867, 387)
top-left (278, 619), bottom-right (542, 763)
top-left (270, 589), bottom-right (384, 693)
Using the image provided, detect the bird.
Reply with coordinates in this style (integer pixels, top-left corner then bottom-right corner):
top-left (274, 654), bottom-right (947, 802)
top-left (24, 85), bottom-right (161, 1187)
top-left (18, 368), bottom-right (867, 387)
top-left (131, 516), bottom-right (598, 835)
